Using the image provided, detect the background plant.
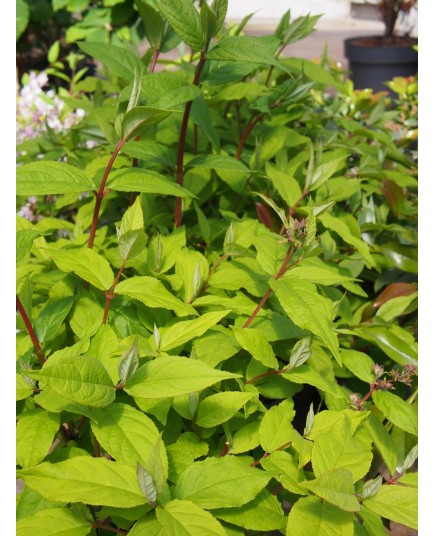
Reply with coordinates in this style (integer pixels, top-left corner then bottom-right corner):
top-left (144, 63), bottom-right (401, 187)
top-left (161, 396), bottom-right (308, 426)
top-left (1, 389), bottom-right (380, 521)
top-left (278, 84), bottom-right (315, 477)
top-left (16, 1), bottom-right (418, 535)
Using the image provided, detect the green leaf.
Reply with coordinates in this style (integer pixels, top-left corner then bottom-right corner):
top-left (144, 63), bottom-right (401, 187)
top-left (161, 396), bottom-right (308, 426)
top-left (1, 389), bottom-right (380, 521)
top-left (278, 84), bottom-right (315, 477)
top-left (286, 496), bottom-right (354, 536)
top-left (155, 0), bottom-right (204, 51)
top-left (160, 311), bottom-right (230, 352)
top-left (311, 418), bottom-right (373, 481)
top-left (90, 403), bottom-right (164, 470)
top-left (16, 230), bottom-right (46, 262)
top-left (174, 247), bottom-right (209, 303)
top-left (122, 106), bottom-right (173, 141)
top-left (319, 212), bottom-right (376, 269)
top-left (283, 365), bottom-right (345, 398)
top-left (232, 327), bottom-right (278, 369)
top-left (16, 410), bottom-right (60, 469)
top-left (108, 168), bottom-right (195, 198)
top-left (137, 464), bottom-right (158, 507)
top-left (17, 162), bottom-right (95, 196)
top-left (201, 2), bottom-right (217, 44)
top-left (270, 279), bottom-right (341, 365)
top-left (16, 508), bottom-right (92, 536)
top-left (341, 350), bottom-right (375, 384)
top-left (305, 156), bottom-right (346, 192)
top-left (129, 513), bottom-right (167, 535)
top-left (207, 35), bottom-right (279, 65)
top-left (156, 499), bottom-right (227, 535)
top-left (195, 391), bottom-right (255, 428)
top-left (78, 42), bottom-right (143, 82)
top-left (372, 390), bottom-right (417, 437)
top-left (260, 450), bottom-right (307, 495)
top-left (188, 154), bottom-right (249, 173)
top-left (259, 399), bottom-right (294, 452)
top-left (134, 0), bottom-right (164, 47)
top-left (26, 355), bottom-right (115, 408)
top-left (17, 458), bottom-right (146, 508)
top-left (34, 297), bottom-right (74, 343)
top-left (230, 421), bottom-right (260, 454)
top-left (364, 413), bottom-right (398, 475)
top-left (214, 489), bottom-right (285, 531)
top-left (300, 469), bottom-right (360, 512)
top-left (211, 0), bottom-right (227, 34)
top-left (119, 229), bottom-right (148, 262)
top-left (16, 0), bottom-right (30, 41)
top-left (363, 485), bottom-right (417, 530)
top-left (124, 356), bottom-right (240, 399)
top-left (253, 192), bottom-right (289, 229)
top-left (288, 336), bottom-right (312, 369)
top-left (380, 243), bottom-right (417, 273)
top-left (48, 248), bottom-right (113, 291)
top-left (116, 276), bottom-right (197, 317)
top-left (265, 162), bottom-right (302, 208)
top-left (175, 456), bottom-right (270, 509)
top-left (118, 337), bottom-right (140, 383)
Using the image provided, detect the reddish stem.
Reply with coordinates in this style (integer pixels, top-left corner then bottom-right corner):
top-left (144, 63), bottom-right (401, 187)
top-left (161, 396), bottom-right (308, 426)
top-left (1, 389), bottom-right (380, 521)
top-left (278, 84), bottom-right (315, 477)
top-left (102, 257), bottom-right (128, 324)
top-left (356, 383), bottom-right (380, 411)
top-left (242, 246), bottom-right (295, 328)
top-left (87, 138), bottom-right (126, 249)
top-left (92, 523), bottom-right (128, 535)
top-left (16, 296), bottom-right (45, 365)
top-left (174, 51), bottom-right (208, 227)
top-left (149, 47), bottom-right (160, 73)
top-left (279, 189), bottom-right (309, 235)
top-left (199, 253), bottom-right (229, 296)
top-left (235, 113), bottom-right (264, 161)
top-left (264, 42), bottom-right (286, 87)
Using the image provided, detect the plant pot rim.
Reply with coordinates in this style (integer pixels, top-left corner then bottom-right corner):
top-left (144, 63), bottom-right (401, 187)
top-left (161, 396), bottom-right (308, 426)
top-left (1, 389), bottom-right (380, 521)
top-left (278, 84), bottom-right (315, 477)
top-left (345, 36), bottom-right (418, 65)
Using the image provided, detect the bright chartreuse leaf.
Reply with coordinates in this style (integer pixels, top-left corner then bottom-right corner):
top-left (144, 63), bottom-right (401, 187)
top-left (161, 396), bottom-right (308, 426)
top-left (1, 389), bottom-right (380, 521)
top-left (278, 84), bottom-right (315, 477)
top-left (340, 349), bottom-right (375, 384)
top-left (372, 390), bottom-right (417, 436)
top-left (258, 399), bottom-right (295, 452)
top-left (300, 469), bottom-right (360, 512)
top-left (16, 410), bottom-right (60, 469)
top-left (16, 230), bottom-right (47, 262)
top-left (48, 248), bottom-right (114, 290)
top-left (124, 356), bottom-right (240, 399)
top-left (116, 276), bottom-right (197, 317)
top-left (121, 106), bottom-right (173, 141)
top-left (364, 413), bottom-right (398, 475)
top-left (232, 327), bottom-right (279, 369)
top-left (230, 421), bottom-right (260, 454)
top-left (195, 391), bottom-right (255, 428)
top-left (175, 456), bottom-right (270, 509)
top-left (33, 297), bottom-right (75, 343)
top-left (155, 0), bottom-right (204, 51)
top-left (286, 496), bottom-right (354, 536)
top-left (89, 403), bottom-right (165, 470)
top-left (108, 168), bottom-right (195, 197)
top-left (17, 458), bottom-right (146, 507)
top-left (156, 499), bottom-right (227, 535)
top-left (270, 278), bottom-right (341, 365)
top-left (265, 161), bottom-right (302, 207)
top-left (118, 337), bottom-right (140, 384)
top-left (160, 311), bottom-right (230, 352)
top-left (129, 513), bottom-right (167, 536)
top-left (17, 162), bottom-right (95, 195)
top-left (261, 450), bottom-right (307, 495)
top-left (282, 365), bottom-right (345, 398)
top-left (214, 489), bottom-right (286, 531)
top-left (26, 355), bottom-right (115, 408)
top-left (16, 507), bottom-right (92, 536)
top-left (363, 485), bottom-right (417, 530)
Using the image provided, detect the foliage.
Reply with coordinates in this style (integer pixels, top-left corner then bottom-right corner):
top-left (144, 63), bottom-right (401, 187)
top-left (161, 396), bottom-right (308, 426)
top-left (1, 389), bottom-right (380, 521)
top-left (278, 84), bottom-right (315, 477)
top-left (16, 3), bottom-right (418, 535)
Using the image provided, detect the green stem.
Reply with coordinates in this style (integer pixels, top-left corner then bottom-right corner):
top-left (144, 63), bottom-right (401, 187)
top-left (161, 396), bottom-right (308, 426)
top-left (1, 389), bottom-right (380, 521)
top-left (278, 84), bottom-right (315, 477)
top-left (102, 257), bottom-right (128, 324)
top-left (174, 50), bottom-right (208, 227)
top-left (16, 296), bottom-right (45, 365)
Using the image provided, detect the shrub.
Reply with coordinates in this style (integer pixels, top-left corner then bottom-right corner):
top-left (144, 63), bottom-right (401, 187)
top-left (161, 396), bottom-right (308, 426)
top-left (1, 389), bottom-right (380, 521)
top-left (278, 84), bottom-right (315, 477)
top-left (16, 2), bottom-right (418, 535)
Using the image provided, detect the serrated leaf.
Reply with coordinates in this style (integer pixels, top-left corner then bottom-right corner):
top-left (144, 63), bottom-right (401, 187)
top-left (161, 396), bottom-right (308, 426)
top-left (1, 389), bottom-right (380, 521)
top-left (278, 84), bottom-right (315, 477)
top-left (122, 106), bottom-right (172, 141)
top-left (17, 458), bottom-right (146, 507)
top-left (78, 42), bottom-right (143, 82)
top-left (403, 444), bottom-right (418, 472)
top-left (118, 338), bottom-right (140, 383)
top-left (265, 162), bottom-right (302, 208)
top-left (116, 276), bottom-right (197, 317)
top-left (90, 403), bottom-right (163, 471)
top-left (300, 469), bottom-right (360, 512)
top-left (364, 412), bottom-right (398, 475)
top-left (188, 154), bottom-right (249, 172)
top-left (271, 278), bottom-right (341, 365)
top-left (156, 499), bottom-right (227, 535)
top-left (175, 456), bottom-right (270, 509)
top-left (360, 476), bottom-right (383, 499)
top-left (134, 0), bottom-right (164, 47)
top-left (260, 450), bottom-right (307, 495)
top-left (286, 496), bottom-right (354, 536)
top-left (108, 168), bottom-right (194, 197)
top-left (26, 355), bottom-right (115, 408)
top-left (48, 248), bottom-right (113, 291)
top-left (230, 421), bottom-right (260, 454)
top-left (124, 356), bottom-right (240, 399)
top-left (259, 399), bottom-right (294, 452)
top-left (129, 514), bottom-right (167, 536)
top-left (17, 162), bottom-right (95, 196)
top-left (372, 390), bottom-right (417, 437)
top-left (207, 35), bottom-right (279, 65)
top-left (160, 311), bottom-right (230, 352)
top-left (16, 508), bottom-right (92, 536)
top-left (155, 0), bottom-right (204, 51)
top-left (120, 197), bottom-right (144, 234)
top-left (253, 192), bottom-right (288, 229)
top-left (34, 297), bottom-right (74, 343)
top-left (16, 230), bottom-right (46, 262)
top-left (232, 327), bottom-right (278, 369)
top-left (288, 335), bottom-right (312, 369)
top-left (211, 0), bottom-right (227, 34)
top-left (341, 349), bottom-right (375, 384)
top-left (363, 485), bottom-right (417, 529)
top-left (282, 365), bottom-right (345, 398)
top-left (16, 410), bottom-right (60, 469)
top-left (119, 229), bottom-right (147, 261)
top-left (195, 391), bottom-right (255, 428)
top-left (201, 2), bottom-right (217, 44)
top-left (214, 489), bottom-right (285, 531)
top-left (137, 464), bottom-right (157, 507)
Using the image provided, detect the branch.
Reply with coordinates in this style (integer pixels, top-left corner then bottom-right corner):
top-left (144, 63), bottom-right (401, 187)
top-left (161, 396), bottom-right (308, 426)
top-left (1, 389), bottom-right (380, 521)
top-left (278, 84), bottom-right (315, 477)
top-left (16, 296), bottom-right (45, 365)
top-left (102, 257), bottom-right (128, 325)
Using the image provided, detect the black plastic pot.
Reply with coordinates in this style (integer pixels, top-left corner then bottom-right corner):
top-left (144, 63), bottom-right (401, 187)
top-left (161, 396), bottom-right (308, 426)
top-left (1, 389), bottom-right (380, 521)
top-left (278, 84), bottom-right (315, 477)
top-left (344, 36), bottom-right (418, 93)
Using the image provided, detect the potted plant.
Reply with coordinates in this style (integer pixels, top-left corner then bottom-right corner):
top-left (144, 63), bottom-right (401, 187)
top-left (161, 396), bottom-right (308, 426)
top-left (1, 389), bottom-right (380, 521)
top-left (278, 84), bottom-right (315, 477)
top-left (344, 0), bottom-right (418, 92)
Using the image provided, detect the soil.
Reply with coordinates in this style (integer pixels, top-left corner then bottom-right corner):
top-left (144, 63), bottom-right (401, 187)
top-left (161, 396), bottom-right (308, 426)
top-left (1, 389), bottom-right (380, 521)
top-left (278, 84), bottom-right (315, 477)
top-left (349, 36), bottom-right (418, 47)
